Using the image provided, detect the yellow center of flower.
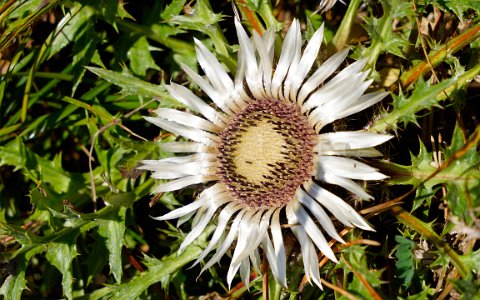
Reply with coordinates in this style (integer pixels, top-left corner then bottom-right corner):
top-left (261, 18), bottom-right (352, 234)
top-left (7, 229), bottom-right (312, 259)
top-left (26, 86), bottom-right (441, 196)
top-left (217, 99), bottom-right (316, 209)
top-left (232, 120), bottom-right (286, 184)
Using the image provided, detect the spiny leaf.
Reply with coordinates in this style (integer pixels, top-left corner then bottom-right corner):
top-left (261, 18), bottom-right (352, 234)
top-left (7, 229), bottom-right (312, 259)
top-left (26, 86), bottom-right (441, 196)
top-left (90, 225), bottom-right (215, 300)
top-left (0, 260), bottom-right (27, 300)
top-left (400, 24), bottom-right (480, 88)
top-left (459, 249), bottom-right (480, 274)
top-left (169, 0), bottom-right (224, 32)
top-left (371, 76), bottom-right (457, 133)
top-left (409, 139), bottom-right (437, 182)
top-left (96, 0), bottom-right (119, 24)
top-left (160, 0), bottom-right (187, 20)
top-left (108, 244), bottom-right (202, 299)
top-left (443, 124), bottom-right (480, 225)
top-left (169, 0), bottom-right (233, 67)
top-left (361, 0), bottom-right (412, 66)
top-left (47, 4), bottom-right (95, 59)
top-left (86, 67), bottom-right (180, 107)
top-left (45, 240), bottom-right (79, 300)
top-left (0, 247), bottom-right (46, 300)
top-left (339, 234), bottom-right (385, 295)
top-left (0, 222), bottom-right (42, 247)
top-left (98, 207), bottom-right (127, 283)
top-left (400, 283), bottom-right (435, 299)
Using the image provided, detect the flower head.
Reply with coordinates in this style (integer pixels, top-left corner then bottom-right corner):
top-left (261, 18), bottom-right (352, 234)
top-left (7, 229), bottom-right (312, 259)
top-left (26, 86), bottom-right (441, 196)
top-left (140, 18), bottom-right (392, 288)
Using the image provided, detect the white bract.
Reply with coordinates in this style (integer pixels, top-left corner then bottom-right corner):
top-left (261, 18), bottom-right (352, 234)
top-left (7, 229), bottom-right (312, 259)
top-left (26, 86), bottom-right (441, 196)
top-left (318, 0), bottom-right (341, 12)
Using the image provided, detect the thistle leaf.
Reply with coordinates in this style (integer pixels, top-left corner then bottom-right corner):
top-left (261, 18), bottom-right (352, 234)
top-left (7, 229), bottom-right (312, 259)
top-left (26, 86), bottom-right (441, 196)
top-left (98, 207), bottom-right (127, 283)
top-left (45, 238), bottom-right (79, 300)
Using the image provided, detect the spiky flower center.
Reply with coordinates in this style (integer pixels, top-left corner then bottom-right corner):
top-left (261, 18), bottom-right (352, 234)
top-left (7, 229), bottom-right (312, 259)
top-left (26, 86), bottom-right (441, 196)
top-left (217, 99), bottom-right (316, 209)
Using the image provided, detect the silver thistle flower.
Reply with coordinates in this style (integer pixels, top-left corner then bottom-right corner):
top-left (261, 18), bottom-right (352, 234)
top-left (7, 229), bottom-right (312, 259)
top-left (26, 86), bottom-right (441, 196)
top-left (140, 18), bottom-right (392, 288)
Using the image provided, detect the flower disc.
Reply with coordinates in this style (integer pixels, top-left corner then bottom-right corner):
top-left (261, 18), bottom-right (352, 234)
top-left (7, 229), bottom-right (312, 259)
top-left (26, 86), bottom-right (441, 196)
top-left (217, 99), bottom-right (316, 209)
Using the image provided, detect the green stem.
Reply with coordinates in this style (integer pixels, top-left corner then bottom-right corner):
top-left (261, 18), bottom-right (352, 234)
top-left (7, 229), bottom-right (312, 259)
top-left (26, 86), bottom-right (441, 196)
top-left (390, 206), bottom-right (470, 278)
top-left (375, 126), bottom-right (480, 187)
top-left (14, 71), bottom-right (74, 81)
top-left (370, 63), bottom-right (480, 133)
top-left (385, 161), bottom-right (480, 185)
top-left (400, 23), bottom-right (480, 88)
top-left (60, 96), bottom-right (114, 122)
top-left (203, 25), bottom-right (237, 72)
top-left (331, 0), bottom-right (362, 51)
top-left (0, 0), bottom-right (16, 21)
top-left (205, 25), bottom-right (230, 56)
top-left (435, 62), bottom-right (480, 101)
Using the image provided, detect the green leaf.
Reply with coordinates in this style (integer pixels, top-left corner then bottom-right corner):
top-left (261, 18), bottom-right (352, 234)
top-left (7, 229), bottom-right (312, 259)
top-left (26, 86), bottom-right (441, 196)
top-left (395, 235), bottom-right (416, 288)
top-left (0, 222), bottom-right (40, 247)
top-left (127, 36), bottom-right (160, 76)
top-left (459, 249), bottom-right (480, 274)
top-left (45, 241), bottom-right (78, 300)
top-left (47, 4), bottom-right (95, 59)
top-left (76, 0), bottom-right (123, 32)
top-left (435, 0), bottom-right (480, 21)
top-left (110, 245), bottom-right (202, 299)
top-left (70, 21), bottom-right (100, 96)
top-left (451, 277), bottom-right (480, 299)
top-left (0, 138), bottom-right (71, 194)
top-left (268, 271), bottom-right (283, 300)
top-left (0, 0), bottom-right (65, 51)
top-left (115, 18), bottom-right (197, 70)
top-left (338, 233), bottom-right (384, 296)
top-left (0, 259), bottom-right (27, 300)
top-left (98, 207), bottom-right (127, 283)
top-left (0, 246), bottom-right (45, 300)
top-left (169, 0), bottom-right (233, 66)
top-left (88, 225), bottom-right (215, 299)
top-left (160, 0), bottom-right (187, 20)
top-left (443, 124), bottom-right (480, 225)
top-left (401, 283), bottom-right (435, 299)
top-left (117, 0), bottom-right (134, 20)
top-left (18, 104), bottom-right (79, 139)
top-left (361, 0), bottom-right (412, 67)
top-left (98, 0), bottom-right (119, 24)
top-left (84, 232), bottom-right (109, 286)
top-left (86, 67), bottom-right (180, 107)
top-left (105, 192), bottom-right (136, 207)
top-left (169, 0), bottom-right (224, 31)
top-left (370, 76), bottom-right (457, 132)
top-left (5, 0), bottom-right (44, 19)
